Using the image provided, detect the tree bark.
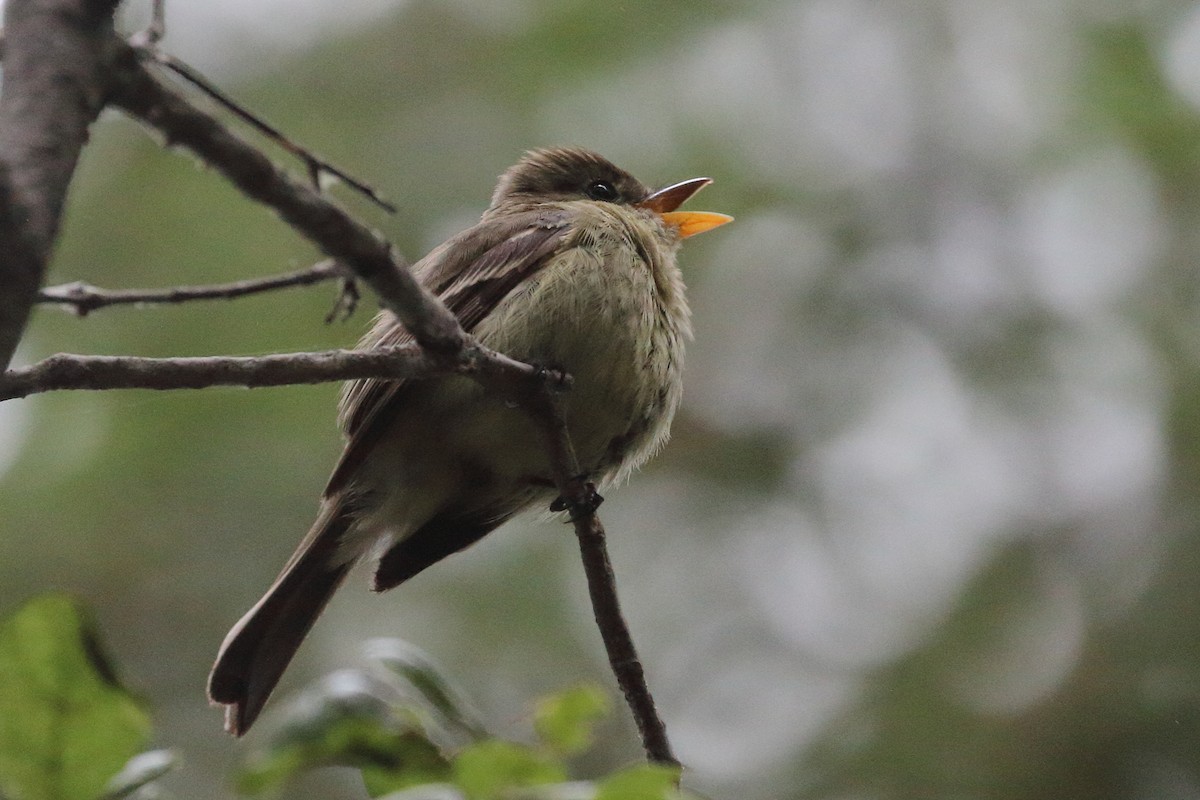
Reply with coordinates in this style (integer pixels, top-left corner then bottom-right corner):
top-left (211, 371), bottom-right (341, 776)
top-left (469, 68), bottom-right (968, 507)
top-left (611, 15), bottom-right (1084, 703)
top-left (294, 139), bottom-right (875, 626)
top-left (0, 0), bottom-right (121, 368)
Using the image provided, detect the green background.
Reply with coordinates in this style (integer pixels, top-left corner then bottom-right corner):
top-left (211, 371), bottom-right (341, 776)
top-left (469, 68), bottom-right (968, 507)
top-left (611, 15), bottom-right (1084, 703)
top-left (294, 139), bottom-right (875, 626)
top-left (6, 0), bottom-right (1200, 797)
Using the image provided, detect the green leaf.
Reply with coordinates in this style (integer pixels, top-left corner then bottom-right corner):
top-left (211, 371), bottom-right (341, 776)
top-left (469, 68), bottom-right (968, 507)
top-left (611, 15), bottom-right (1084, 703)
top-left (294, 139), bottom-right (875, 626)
top-left (365, 639), bottom-right (487, 741)
top-left (239, 718), bottom-right (449, 798)
top-left (593, 764), bottom-right (681, 800)
top-left (533, 684), bottom-right (609, 756)
top-left (361, 733), bottom-right (455, 798)
top-left (235, 669), bottom-right (451, 798)
top-left (0, 594), bottom-right (151, 800)
top-left (101, 749), bottom-right (178, 799)
top-left (451, 741), bottom-right (566, 800)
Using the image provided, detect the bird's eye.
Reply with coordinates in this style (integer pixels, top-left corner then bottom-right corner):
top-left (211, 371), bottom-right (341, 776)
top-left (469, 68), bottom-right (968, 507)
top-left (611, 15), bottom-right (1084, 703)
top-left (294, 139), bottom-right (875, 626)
top-left (585, 180), bottom-right (619, 202)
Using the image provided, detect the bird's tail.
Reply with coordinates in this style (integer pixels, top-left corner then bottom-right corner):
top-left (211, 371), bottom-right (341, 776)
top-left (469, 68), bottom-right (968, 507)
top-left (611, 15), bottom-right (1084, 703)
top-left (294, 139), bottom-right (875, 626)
top-left (207, 501), bottom-right (355, 735)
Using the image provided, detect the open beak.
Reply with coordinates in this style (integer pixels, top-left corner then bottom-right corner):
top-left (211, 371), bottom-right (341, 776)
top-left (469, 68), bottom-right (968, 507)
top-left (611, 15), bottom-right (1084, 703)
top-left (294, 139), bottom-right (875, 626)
top-left (638, 177), bottom-right (733, 239)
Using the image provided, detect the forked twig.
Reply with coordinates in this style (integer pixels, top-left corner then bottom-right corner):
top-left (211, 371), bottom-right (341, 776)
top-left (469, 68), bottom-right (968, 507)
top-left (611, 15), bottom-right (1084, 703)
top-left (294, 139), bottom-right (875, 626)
top-left (109, 40), bottom-right (465, 357)
top-left (142, 50), bottom-right (396, 213)
top-left (125, 0), bottom-right (391, 211)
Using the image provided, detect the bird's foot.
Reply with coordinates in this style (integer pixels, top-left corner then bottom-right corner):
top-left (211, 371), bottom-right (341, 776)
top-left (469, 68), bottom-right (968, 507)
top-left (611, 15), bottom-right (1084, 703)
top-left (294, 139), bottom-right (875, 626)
top-left (533, 363), bottom-right (572, 393)
top-left (550, 476), bottom-right (604, 519)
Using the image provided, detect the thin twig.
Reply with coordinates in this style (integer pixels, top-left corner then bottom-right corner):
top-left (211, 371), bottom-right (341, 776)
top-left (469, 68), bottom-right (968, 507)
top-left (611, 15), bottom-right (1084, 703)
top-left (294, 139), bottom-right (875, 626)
top-left (142, 49), bottom-right (396, 214)
top-left (534, 390), bottom-right (679, 768)
top-left (107, 40), bottom-right (462, 359)
top-left (574, 512), bottom-right (678, 768)
top-left (37, 259), bottom-right (348, 316)
top-left (325, 274), bottom-right (361, 323)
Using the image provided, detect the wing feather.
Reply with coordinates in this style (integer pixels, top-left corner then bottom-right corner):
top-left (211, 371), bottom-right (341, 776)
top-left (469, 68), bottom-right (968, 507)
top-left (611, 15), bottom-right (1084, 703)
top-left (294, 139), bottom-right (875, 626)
top-left (325, 209), bottom-right (571, 497)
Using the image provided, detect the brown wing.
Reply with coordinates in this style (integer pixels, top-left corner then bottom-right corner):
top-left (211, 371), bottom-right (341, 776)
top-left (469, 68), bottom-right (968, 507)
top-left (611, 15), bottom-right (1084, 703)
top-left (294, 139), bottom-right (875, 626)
top-left (324, 208), bottom-right (572, 497)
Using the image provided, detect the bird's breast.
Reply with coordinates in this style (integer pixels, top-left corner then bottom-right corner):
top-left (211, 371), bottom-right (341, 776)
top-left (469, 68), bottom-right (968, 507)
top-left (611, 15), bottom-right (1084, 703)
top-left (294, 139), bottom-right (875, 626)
top-left (471, 217), bottom-right (689, 483)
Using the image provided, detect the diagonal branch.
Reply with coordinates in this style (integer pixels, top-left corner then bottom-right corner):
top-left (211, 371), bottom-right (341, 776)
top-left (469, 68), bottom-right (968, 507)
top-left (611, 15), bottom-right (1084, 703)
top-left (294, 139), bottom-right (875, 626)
top-left (573, 513), bottom-right (678, 768)
top-left (37, 259), bottom-right (348, 316)
top-left (105, 43), bottom-right (468, 361)
top-left (150, 51), bottom-right (396, 214)
top-left (533, 391), bottom-right (679, 768)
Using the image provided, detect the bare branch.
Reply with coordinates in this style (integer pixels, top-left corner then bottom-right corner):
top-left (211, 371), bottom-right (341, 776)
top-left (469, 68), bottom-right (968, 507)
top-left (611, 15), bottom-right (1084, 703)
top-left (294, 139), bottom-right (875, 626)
top-left (574, 513), bottom-right (678, 768)
top-left (0, 340), bottom-right (560, 403)
top-left (106, 42), bottom-right (466, 361)
top-left (124, 2), bottom-right (389, 211)
top-left (37, 259), bottom-right (348, 316)
top-left (535, 392), bottom-right (679, 768)
top-left (147, 51), bottom-right (396, 214)
top-left (0, 0), bottom-right (121, 369)
top-left (0, 345), bottom-right (432, 402)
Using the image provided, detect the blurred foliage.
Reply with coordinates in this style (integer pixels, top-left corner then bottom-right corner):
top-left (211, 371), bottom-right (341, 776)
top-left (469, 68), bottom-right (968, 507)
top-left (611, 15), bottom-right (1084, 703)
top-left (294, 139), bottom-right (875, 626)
top-left (8, 0), bottom-right (1200, 799)
top-left (103, 749), bottom-right (180, 800)
top-left (236, 640), bottom-right (686, 800)
top-left (533, 684), bottom-right (611, 758)
top-left (0, 595), bottom-right (684, 800)
top-left (0, 594), bottom-right (164, 800)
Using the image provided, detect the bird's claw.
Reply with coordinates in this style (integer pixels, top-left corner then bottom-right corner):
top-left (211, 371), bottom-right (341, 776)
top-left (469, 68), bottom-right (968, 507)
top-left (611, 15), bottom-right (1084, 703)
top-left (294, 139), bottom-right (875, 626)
top-left (550, 478), bottom-right (604, 519)
top-left (533, 364), bottom-right (572, 393)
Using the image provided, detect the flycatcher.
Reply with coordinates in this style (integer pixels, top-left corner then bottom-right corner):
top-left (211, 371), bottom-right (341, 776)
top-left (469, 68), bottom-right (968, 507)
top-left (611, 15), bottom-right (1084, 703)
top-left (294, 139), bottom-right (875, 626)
top-left (208, 147), bottom-right (732, 734)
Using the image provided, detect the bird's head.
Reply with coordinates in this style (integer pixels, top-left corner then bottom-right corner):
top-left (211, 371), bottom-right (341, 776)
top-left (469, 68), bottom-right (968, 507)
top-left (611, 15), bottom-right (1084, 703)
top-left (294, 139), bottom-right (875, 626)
top-left (490, 147), bottom-right (732, 239)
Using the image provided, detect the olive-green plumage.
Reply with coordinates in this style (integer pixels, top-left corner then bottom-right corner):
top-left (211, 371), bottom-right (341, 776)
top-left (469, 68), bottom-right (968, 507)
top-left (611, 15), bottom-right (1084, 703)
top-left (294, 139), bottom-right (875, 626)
top-left (208, 148), bottom-right (727, 735)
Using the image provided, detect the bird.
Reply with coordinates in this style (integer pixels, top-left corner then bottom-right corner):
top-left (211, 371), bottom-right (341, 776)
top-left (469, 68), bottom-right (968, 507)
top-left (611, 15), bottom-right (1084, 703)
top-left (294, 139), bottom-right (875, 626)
top-left (207, 147), bottom-right (732, 735)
